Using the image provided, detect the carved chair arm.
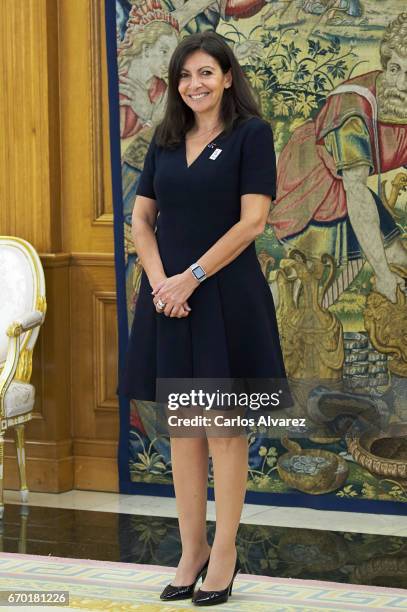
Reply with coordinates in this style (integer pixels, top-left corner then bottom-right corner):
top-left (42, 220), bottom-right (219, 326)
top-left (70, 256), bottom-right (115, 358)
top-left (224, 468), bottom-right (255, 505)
top-left (0, 310), bottom-right (45, 415)
top-left (6, 310), bottom-right (44, 337)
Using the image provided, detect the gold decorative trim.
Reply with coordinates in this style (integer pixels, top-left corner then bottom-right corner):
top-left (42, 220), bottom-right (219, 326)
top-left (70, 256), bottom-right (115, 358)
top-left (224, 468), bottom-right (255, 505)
top-left (1, 412), bottom-right (32, 431)
top-left (36, 295), bottom-right (47, 314)
top-left (14, 424), bottom-right (28, 492)
top-left (6, 323), bottom-right (23, 338)
top-left (15, 349), bottom-right (33, 382)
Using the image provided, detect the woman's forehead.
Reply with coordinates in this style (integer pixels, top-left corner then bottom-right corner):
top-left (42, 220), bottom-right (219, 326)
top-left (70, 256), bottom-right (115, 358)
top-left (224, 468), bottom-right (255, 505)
top-left (181, 50), bottom-right (218, 70)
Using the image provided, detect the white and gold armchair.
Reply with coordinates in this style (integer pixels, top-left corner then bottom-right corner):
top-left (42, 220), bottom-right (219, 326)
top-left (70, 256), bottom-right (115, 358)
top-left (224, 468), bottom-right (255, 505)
top-left (0, 236), bottom-right (46, 519)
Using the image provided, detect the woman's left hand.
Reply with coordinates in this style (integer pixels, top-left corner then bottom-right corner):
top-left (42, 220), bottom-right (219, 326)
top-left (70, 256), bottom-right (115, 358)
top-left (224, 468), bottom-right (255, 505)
top-left (152, 270), bottom-right (199, 317)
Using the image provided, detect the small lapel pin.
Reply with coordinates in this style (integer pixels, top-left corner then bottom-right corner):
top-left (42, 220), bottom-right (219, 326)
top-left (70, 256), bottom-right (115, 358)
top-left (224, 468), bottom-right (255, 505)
top-left (209, 148), bottom-right (222, 160)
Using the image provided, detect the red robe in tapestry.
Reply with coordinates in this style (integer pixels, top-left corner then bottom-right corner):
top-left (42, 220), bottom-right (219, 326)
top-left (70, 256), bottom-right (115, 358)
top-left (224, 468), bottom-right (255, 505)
top-left (270, 70), bottom-right (407, 240)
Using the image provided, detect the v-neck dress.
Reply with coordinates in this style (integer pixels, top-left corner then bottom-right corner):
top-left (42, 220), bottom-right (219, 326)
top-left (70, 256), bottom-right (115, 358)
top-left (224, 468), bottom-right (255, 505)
top-left (120, 116), bottom-right (290, 405)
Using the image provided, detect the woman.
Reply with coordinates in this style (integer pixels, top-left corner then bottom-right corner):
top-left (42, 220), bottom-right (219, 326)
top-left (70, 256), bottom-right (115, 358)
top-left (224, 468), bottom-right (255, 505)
top-left (120, 31), bottom-right (290, 606)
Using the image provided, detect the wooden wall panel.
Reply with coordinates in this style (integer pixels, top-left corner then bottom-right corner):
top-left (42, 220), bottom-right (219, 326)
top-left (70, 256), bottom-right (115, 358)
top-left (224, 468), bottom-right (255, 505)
top-left (28, 255), bottom-right (72, 441)
top-left (70, 255), bottom-right (119, 489)
top-left (60, 0), bottom-right (119, 491)
top-left (70, 255), bottom-right (119, 436)
top-left (2, 0), bottom-right (120, 492)
top-left (59, 0), bottom-right (113, 251)
top-left (93, 291), bottom-right (119, 413)
top-left (0, 0), bottom-right (61, 251)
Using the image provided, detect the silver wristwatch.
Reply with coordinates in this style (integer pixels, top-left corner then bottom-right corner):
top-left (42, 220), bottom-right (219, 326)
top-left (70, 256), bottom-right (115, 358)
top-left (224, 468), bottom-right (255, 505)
top-left (190, 263), bottom-right (207, 283)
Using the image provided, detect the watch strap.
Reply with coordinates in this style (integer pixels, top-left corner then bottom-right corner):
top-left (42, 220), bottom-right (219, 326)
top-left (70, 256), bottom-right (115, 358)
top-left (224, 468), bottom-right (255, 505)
top-left (190, 263), bottom-right (206, 282)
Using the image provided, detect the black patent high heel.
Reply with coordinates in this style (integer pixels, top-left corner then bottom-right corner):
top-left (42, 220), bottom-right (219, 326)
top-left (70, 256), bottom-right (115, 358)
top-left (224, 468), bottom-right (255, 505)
top-left (192, 558), bottom-right (241, 606)
top-left (160, 556), bottom-right (210, 601)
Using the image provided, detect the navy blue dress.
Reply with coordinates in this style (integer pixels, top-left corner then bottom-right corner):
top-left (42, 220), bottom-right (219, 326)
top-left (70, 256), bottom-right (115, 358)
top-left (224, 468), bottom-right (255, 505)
top-left (120, 116), bottom-right (290, 404)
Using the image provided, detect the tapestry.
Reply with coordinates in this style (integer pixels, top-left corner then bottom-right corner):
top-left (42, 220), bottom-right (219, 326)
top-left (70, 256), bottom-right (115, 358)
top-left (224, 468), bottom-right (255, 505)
top-left (106, 0), bottom-right (407, 511)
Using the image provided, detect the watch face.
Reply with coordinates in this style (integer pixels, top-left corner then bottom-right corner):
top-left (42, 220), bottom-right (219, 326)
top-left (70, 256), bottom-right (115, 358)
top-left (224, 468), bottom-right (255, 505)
top-left (193, 266), bottom-right (205, 280)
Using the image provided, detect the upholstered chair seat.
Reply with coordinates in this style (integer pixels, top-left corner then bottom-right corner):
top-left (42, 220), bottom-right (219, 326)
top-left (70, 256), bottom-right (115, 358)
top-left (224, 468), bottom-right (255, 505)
top-left (3, 382), bottom-right (35, 418)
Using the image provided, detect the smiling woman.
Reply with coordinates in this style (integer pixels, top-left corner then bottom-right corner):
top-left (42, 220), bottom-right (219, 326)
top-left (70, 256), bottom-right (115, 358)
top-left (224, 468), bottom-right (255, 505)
top-left (119, 31), bottom-right (292, 607)
top-left (154, 31), bottom-right (260, 148)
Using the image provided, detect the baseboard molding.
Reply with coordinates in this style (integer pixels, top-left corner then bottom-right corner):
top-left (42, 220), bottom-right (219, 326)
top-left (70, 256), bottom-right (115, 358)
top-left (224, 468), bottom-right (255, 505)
top-left (74, 454), bottom-right (118, 492)
top-left (4, 438), bottom-right (118, 493)
top-left (5, 438), bottom-right (73, 460)
top-left (4, 455), bottom-right (74, 493)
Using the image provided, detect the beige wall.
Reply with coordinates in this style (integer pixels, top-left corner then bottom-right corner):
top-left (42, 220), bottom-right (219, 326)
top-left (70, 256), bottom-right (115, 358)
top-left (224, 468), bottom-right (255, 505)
top-left (1, 0), bottom-right (119, 492)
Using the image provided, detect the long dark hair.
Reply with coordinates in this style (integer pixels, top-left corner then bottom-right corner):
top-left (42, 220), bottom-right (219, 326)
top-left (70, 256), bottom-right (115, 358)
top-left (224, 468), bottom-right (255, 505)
top-left (155, 31), bottom-right (261, 148)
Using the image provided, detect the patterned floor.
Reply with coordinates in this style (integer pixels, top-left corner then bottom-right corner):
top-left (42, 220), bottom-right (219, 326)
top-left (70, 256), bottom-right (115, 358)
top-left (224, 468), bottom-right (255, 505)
top-left (2, 504), bottom-right (407, 590)
top-left (0, 552), bottom-right (406, 611)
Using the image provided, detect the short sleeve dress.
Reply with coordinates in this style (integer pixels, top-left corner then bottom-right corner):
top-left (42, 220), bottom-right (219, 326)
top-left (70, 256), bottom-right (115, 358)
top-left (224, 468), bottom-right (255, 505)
top-left (119, 116), bottom-right (291, 405)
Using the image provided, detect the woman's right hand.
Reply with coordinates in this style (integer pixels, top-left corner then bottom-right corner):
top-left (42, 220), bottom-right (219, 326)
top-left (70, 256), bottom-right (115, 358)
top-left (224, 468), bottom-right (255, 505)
top-left (151, 278), bottom-right (191, 317)
top-left (153, 296), bottom-right (191, 317)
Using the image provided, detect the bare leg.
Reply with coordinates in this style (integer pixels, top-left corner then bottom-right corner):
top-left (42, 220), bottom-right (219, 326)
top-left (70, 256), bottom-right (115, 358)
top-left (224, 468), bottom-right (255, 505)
top-left (170, 436), bottom-right (211, 585)
top-left (201, 435), bottom-right (248, 590)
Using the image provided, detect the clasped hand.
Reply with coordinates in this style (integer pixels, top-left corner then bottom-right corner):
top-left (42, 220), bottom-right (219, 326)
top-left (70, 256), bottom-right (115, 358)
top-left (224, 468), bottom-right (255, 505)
top-left (151, 270), bottom-right (199, 317)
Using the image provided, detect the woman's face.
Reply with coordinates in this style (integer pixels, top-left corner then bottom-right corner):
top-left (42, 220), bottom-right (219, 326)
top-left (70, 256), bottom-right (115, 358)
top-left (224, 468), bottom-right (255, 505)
top-left (177, 50), bottom-right (232, 117)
